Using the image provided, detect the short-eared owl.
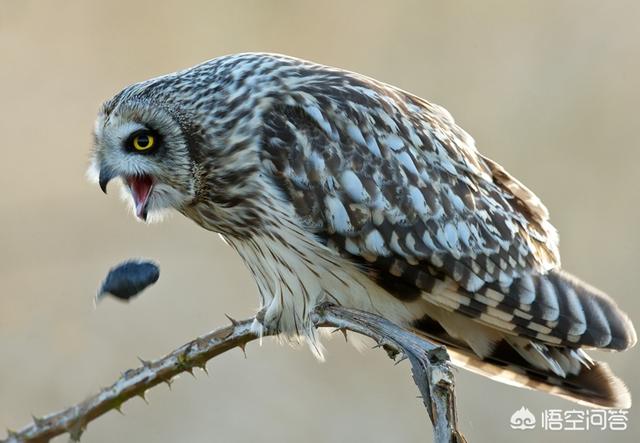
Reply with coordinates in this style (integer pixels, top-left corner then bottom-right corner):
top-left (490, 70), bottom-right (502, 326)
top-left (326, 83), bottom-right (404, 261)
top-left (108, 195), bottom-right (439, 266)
top-left (91, 53), bottom-right (636, 408)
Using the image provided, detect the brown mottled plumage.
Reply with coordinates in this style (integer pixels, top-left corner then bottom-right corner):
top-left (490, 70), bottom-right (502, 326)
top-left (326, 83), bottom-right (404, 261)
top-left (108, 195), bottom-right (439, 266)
top-left (90, 53), bottom-right (636, 408)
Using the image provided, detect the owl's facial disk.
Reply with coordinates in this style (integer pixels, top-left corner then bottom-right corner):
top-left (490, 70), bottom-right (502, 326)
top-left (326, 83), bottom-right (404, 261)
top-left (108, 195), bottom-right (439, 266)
top-left (91, 102), bottom-right (196, 223)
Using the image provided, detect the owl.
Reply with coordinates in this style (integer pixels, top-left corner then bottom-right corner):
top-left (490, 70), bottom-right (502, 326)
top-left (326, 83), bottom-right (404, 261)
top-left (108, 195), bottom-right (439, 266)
top-left (90, 53), bottom-right (636, 408)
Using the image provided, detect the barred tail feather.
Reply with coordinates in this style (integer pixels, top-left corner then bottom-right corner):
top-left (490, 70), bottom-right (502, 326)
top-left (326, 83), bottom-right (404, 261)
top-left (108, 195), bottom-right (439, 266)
top-left (535, 270), bottom-right (637, 351)
top-left (426, 269), bottom-right (637, 352)
top-left (411, 313), bottom-right (632, 408)
top-left (448, 347), bottom-right (631, 409)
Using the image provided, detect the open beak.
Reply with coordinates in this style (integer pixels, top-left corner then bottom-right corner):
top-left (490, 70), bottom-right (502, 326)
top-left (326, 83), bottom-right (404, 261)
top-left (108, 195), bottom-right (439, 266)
top-left (126, 175), bottom-right (154, 221)
top-left (98, 167), bottom-right (153, 221)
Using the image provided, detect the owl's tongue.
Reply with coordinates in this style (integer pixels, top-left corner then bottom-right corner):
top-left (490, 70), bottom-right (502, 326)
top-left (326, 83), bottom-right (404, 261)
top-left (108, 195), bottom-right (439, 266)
top-left (127, 175), bottom-right (153, 221)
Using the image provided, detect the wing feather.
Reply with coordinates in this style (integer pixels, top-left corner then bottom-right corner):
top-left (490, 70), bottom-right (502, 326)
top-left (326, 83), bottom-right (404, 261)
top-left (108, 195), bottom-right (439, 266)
top-left (259, 65), bottom-right (634, 350)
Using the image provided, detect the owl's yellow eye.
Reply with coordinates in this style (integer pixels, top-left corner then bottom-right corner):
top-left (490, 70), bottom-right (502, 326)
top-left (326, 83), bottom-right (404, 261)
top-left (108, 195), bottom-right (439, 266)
top-left (132, 133), bottom-right (155, 151)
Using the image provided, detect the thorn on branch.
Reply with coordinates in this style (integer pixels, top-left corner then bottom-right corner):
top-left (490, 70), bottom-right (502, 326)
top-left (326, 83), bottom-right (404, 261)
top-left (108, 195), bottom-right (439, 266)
top-left (137, 356), bottom-right (151, 368)
top-left (113, 398), bottom-right (125, 415)
top-left (331, 327), bottom-right (349, 342)
top-left (138, 391), bottom-right (149, 404)
top-left (224, 313), bottom-right (239, 326)
top-left (196, 361), bottom-right (209, 375)
top-left (68, 422), bottom-right (85, 442)
top-left (177, 352), bottom-right (193, 375)
top-left (394, 353), bottom-right (408, 365)
top-left (382, 343), bottom-right (400, 360)
top-left (30, 415), bottom-right (45, 428)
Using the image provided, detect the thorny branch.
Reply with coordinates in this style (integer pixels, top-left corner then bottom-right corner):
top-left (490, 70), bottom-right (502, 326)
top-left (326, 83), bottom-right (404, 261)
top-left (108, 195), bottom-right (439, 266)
top-left (1, 304), bottom-right (466, 443)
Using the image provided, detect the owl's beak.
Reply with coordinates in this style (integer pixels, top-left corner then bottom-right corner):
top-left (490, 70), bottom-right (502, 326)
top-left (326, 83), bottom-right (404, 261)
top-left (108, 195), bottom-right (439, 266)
top-left (98, 166), bottom-right (153, 221)
top-left (99, 166), bottom-right (115, 194)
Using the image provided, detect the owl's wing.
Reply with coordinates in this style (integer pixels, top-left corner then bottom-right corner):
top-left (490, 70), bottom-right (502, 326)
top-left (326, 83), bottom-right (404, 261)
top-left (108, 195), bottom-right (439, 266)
top-left (260, 81), bottom-right (633, 351)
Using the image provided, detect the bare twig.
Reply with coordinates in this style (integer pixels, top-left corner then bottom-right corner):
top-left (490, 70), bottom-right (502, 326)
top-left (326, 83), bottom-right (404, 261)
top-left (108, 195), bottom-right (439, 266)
top-left (2, 318), bottom-right (258, 443)
top-left (2, 305), bottom-right (466, 443)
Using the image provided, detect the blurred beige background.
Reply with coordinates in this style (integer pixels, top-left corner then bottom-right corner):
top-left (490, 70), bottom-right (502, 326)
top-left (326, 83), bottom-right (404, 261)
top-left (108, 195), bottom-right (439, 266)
top-left (1, 1), bottom-right (638, 442)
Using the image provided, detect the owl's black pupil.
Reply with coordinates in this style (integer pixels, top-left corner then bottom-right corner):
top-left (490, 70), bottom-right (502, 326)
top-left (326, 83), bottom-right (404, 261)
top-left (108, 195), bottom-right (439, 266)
top-left (137, 135), bottom-right (150, 146)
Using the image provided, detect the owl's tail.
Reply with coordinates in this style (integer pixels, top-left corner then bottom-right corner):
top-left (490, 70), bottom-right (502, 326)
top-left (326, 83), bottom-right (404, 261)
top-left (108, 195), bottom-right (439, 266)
top-left (411, 311), bottom-right (632, 408)
top-left (448, 340), bottom-right (631, 408)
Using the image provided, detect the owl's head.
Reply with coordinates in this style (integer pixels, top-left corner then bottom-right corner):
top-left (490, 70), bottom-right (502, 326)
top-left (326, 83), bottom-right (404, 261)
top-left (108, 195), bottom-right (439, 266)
top-left (89, 92), bottom-right (202, 222)
top-left (90, 55), bottom-right (287, 234)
